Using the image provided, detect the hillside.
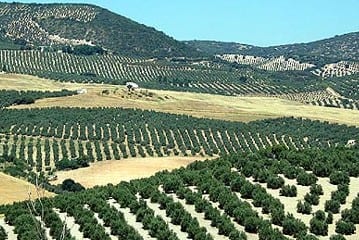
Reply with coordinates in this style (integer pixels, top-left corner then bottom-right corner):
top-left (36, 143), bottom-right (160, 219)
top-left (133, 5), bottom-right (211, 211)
top-left (185, 32), bottom-right (359, 65)
top-left (0, 2), bottom-right (200, 57)
top-left (1, 147), bottom-right (359, 239)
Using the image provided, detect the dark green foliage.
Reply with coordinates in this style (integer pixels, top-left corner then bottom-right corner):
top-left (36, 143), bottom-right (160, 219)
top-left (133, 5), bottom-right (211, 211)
top-left (310, 184), bottom-right (324, 195)
top-left (297, 172), bottom-right (318, 186)
top-left (1, 147), bottom-right (359, 239)
top-left (324, 200), bottom-right (341, 214)
top-left (258, 223), bottom-right (287, 240)
top-left (304, 193), bottom-right (320, 206)
top-left (335, 220), bottom-right (356, 235)
top-left (331, 189), bottom-right (348, 204)
top-left (297, 201), bottom-right (312, 214)
top-left (0, 89), bottom-right (76, 108)
top-left (266, 175), bottom-right (285, 189)
top-left (55, 157), bottom-right (90, 170)
top-left (310, 211), bottom-right (328, 236)
top-left (60, 178), bottom-right (85, 192)
top-left (297, 233), bottom-right (319, 240)
top-left (0, 225), bottom-right (6, 240)
top-left (329, 171), bottom-right (350, 185)
top-left (329, 234), bottom-right (346, 240)
top-left (326, 212), bottom-right (333, 224)
top-left (244, 216), bottom-right (261, 233)
top-left (279, 185), bottom-right (297, 197)
top-left (282, 214), bottom-right (307, 236)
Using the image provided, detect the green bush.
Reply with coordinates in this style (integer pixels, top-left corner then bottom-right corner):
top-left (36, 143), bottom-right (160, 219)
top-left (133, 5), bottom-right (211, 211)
top-left (282, 214), bottom-right (307, 236)
top-left (0, 225), bottom-right (6, 240)
top-left (297, 201), bottom-right (312, 214)
top-left (329, 234), bottom-right (346, 240)
top-left (310, 184), bottom-right (324, 195)
top-left (280, 185), bottom-right (297, 197)
top-left (297, 172), bottom-right (317, 186)
top-left (55, 157), bottom-right (90, 170)
top-left (304, 193), bottom-right (320, 205)
top-left (309, 214), bottom-right (328, 236)
top-left (266, 175), bottom-right (285, 189)
top-left (244, 217), bottom-right (261, 233)
top-left (61, 179), bottom-right (85, 192)
top-left (329, 171), bottom-right (350, 185)
top-left (324, 200), bottom-right (341, 213)
top-left (335, 220), bottom-right (356, 235)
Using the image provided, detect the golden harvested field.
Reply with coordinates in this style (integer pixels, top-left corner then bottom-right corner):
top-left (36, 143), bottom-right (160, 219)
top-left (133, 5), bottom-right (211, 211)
top-left (52, 156), bottom-right (212, 188)
top-left (4, 74), bottom-right (359, 126)
top-left (0, 172), bottom-right (54, 205)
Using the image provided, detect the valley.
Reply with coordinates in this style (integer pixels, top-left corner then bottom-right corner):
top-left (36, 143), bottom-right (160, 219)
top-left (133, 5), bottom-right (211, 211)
top-left (0, 2), bottom-right (358, 240)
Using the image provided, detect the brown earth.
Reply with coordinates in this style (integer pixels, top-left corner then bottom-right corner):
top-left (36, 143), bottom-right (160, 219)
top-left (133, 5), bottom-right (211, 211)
top-left (52, 156), bottom-right (212, 188)
top-left (0, 172), bottom-right (54, 205)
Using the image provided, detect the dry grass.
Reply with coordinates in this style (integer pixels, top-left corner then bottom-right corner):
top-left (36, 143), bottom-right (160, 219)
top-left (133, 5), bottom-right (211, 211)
top-left (52, 156), bottom-right (212, 188)
top-left (0, 172), bottom-right (54, 205)
top-left (4, 74), bottom-right (359, 125)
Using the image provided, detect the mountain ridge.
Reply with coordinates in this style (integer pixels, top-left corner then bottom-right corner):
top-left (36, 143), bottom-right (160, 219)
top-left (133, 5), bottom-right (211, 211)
top-left (185, 32), bottom-right (359, 65)
top-left (0, 2), bottom-right (201, 57)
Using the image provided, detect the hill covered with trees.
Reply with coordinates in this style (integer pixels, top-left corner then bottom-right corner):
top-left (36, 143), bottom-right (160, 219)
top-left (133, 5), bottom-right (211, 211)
top-left (185, 32), bottom-right (359, 65)
top-left (0, 2), bottom-right (200, 57)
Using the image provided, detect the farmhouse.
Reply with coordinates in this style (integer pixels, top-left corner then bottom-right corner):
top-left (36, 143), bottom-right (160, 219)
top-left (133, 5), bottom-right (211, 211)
top-left (76, 88), bottom-right (88, 94)
top-left (126, 82), bottom-right (139, 91)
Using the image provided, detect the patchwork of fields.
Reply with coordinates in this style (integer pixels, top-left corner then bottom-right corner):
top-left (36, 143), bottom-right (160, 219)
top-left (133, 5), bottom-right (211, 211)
top-left (0, 26), bottom-right (358, 240)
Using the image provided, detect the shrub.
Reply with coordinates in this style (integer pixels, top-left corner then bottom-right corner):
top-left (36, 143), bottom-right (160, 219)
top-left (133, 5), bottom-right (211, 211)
top-left (329, 171), bottom-right (350, 185)
top-left (297, 172), bottom-right (317, 186)
top-left (271, 208), bottom-right (285, 226)
top-left (282, 214), bottom-right (307, 236)
top-left (266, 175), bottom-right (285, 189)
top-left (309, 218), bottom-right (328, 236)
top-left (331, 190), bottom-right (347, 204)
top-left (297, 201), bottom-right (312, 214)
top-left (329, 234), bottom-right (346, 240)
top-left (304, 193), bottom-right (320, 205)
top-left (337, 184), bottom-right (349, 195)
top-left (310, 184), bottom-right (324, 195)
top-left (297, 234), bottom-right (319, 240)
top-left (239, 182), bottom-right (254, 199)
top-left (56, 157), bottom-right (89, 170)
top-left (0, 226), bottom-right (6, 240)
top-left (341, 208), bottom-right (359, 224)
top-left (258, 223), bottom-right (287, 240)
top-left (61, 179), bottom-right (85, 192)
top-left (335, 220), bottom-right (356, 235)
top-left (244, 217), bottom-right (261, 233)
top-left (324, 200), bottom-right (341, 213)
top-left (280, 185), bottom-right (297, 197)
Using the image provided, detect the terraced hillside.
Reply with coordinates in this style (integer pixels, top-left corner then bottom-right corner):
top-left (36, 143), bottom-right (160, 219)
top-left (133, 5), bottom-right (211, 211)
top-left (0, 49), bottom-right (304, 96)
top-left (186, 32), bottom-right (359, 65)
top-left (0, 2), bottom-right (199, 57)
top-left (1, 48), bottom-right (358, 112)
top-left (277, 74), bottom-right (359, 110)
top-left (0, 107), bottom-right (357, 175)
top-left (1, 147), bottom-right (359, 239)
top-left (217, 54), bottom-right (315, 71)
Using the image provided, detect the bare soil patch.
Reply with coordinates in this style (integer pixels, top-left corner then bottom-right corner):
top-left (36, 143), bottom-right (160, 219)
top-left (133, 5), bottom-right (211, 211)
top-left (5, 74), bottom-right (359, 125)
top-left (52, 156), bottom-right (211, 188)
top-left (0, 172), bottom-right (54, 205)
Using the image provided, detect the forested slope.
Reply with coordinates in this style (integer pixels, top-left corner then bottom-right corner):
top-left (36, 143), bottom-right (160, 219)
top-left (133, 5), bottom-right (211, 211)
top-left (0, 2), bottom-right (200, 57)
